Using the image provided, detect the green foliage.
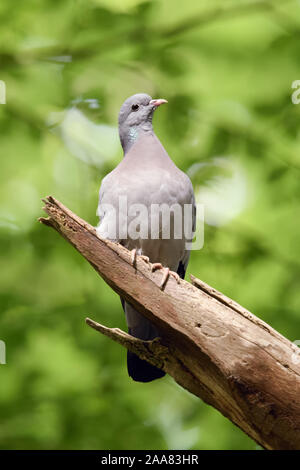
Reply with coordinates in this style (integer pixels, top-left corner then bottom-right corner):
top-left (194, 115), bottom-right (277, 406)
top-left (0, 0), bottom-right (300, 450)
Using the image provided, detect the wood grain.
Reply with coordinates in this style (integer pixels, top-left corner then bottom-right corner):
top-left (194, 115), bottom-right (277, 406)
top-left (39, 196), bottom-right (300, 450)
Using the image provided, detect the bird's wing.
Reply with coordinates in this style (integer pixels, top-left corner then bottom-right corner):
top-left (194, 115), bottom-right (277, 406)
top-left (177, 190), bottom-right (196, 279)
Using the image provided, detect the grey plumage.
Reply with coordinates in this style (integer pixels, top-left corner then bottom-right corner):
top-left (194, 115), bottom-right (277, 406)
top-left (96, 93), bottom-right (195, 382)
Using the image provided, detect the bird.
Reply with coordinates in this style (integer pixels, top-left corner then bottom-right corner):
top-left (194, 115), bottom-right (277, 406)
top-left (96, 93), bottom-right (195, 382)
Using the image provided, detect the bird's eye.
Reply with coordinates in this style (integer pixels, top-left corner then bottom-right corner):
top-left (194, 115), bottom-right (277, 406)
top-left (131, 104), bottom-right (139, 111)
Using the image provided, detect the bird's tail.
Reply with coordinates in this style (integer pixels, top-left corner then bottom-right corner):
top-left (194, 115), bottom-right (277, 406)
top-left (125, 302), bottom-right (165, 382)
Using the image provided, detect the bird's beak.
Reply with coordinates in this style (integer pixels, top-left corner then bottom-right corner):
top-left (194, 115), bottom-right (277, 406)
top-left (149, 98), bottom-right (168, 108)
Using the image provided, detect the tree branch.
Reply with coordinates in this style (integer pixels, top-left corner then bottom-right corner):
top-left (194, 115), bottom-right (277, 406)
top-left (39, 195), bottom-right (300, 450)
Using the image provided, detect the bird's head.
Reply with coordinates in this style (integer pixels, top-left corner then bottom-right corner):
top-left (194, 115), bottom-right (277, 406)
top-left (118, 93), bottom-right (167, 153)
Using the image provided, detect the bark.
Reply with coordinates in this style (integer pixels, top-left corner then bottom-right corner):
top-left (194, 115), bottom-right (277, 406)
top-left (39, 195), bottom-right (300, 450)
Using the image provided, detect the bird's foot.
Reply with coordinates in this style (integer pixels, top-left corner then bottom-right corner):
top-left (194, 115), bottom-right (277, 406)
top-left (159, 267), bottom-right (170, 289)
top-left (140, 255), bottom-right (150, 263)
top-left (151, 263), bottom-right (167, 289)
top-left (151, 262), bottom-right (163, 272)
top-left (130, 248), bottom-right (137, 267)
top-left (170, 271), bottom-right (181, 284)
top-left (151, 263), bottom-right (180, 289)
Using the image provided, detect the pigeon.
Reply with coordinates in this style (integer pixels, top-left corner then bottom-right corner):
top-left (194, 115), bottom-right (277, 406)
top-left (96, 93), bottom-right (195, 382)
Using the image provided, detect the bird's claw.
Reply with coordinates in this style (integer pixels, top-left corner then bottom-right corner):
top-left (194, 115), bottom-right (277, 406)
top-left (151, 263), bottom-right (167, 289)
top-left (159, 269), bottom-right (180, 289)
top-left (170, 271), bottom-right (180, 284)
top-left (130, 248), bottom-right (137, 266)
top-left (151, 262), bottom-right (163, 272)
top-left (151, 263), bottom-right (180, 289)
top-left (159, 267), bottom-right (170, 289)
top-left (140, 255), bottom-right (150, 263)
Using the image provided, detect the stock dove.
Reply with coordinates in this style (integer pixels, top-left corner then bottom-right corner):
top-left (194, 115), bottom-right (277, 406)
top-left (96, 93), bottom-right (195, 382)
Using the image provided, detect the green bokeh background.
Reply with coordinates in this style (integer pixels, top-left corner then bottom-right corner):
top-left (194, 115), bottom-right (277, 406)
top-left (0, 0), bottom-right (300, 450)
